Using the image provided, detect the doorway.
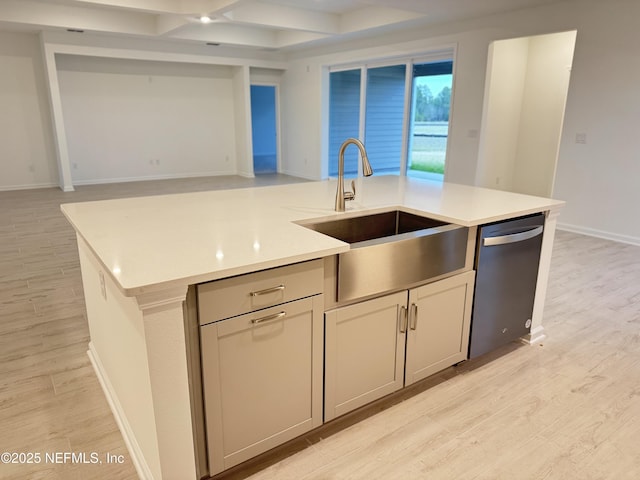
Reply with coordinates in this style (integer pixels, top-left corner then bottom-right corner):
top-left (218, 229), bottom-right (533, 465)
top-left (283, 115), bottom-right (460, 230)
top-left (250, 85), bottom-right (278, 174)
top-left (477, 30), bottom-right (577, 197)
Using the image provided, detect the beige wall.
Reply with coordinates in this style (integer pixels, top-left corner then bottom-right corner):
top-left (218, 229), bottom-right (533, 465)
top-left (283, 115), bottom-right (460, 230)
top-left (476, 36), bottom-right (530, 192)
top-left (56, 56), bottom-right (238, 185)
top-left (2, 0), bottom-right (640, 243)
top-left (281, 0), bottom-right (640, 244)
top-left (0, 32), bottom-right (57, 190)
top-left (477, 31), bottom-right (576, 197)
top-left (513, 31), bottom-right (576, 197)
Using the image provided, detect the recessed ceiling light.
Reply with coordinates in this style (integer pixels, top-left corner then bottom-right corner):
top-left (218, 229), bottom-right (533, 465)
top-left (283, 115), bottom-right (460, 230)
top-left (200, 16), bottom-right (212, 24)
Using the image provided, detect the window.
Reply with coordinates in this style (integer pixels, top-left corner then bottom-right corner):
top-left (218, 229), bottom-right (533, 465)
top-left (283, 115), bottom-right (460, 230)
top-left (327, 53), bottom-right (454, 180)
top-left (364, 65), bottom-right (406, 175)
top-left (408, 61), bottom-right (453, 179)
top-left (328, 69), bottom-right (361, 177)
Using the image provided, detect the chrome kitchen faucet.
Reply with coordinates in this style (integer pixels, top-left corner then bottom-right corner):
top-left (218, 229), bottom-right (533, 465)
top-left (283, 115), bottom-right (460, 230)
top-left (335, 138), bottom-right (374, 212)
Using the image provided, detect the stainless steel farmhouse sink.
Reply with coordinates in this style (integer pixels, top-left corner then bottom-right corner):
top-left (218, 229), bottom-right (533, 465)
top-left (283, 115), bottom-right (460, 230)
top-left (300, 210), bottom-right (469, 302)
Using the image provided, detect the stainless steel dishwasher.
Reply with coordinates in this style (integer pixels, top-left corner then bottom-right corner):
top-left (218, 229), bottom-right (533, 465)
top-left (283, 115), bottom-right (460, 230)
top-left (469, 213), bottom-right (545, 358)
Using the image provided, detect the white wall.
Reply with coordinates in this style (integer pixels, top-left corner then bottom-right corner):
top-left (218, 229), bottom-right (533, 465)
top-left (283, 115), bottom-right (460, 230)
top-left (280, 61), bottom-right (324, 179)
top-left (552, 1), bottom-right (640, 245)
top-left (2, 0), bottom-right (640, 243)
top-left (282, 0), bottom-right (640, 244)
top-left (477, 31), bottom-right (575, 197)
top-left (0, 32), bottom-right (58, 190)
top-left (57, 56), bottom-right (238, 184)
top-left (232, 65), bottom-right (253, 178)
top-left (476, 37), bottom-right (529, 191)
top-left (513, 31), bottom-right (576, 197)
top-left (281, 30), bottom-right (530, 185)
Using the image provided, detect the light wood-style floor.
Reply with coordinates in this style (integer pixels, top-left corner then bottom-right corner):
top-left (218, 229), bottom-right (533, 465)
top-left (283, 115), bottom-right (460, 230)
top-left (2, 176), bottom-right (639, 479)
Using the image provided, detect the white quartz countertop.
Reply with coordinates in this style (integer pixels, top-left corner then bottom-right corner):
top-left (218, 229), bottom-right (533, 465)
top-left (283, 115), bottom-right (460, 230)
top-left (61, 176), bottom-right (564, 296)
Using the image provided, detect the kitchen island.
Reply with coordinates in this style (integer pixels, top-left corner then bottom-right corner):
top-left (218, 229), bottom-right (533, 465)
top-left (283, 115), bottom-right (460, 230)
top-left (61, 176), bottom-right (564, 480)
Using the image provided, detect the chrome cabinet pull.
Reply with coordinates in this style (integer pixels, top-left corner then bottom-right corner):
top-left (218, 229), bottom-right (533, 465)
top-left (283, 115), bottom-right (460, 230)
top-left (409, 303), bottom-right (418, 330)
top-left (250, 284), bottom-right (285, 297)
top-left (251, 311), bottom-right (286, 325)
top-left (399, 305), bottom-right (408, 333)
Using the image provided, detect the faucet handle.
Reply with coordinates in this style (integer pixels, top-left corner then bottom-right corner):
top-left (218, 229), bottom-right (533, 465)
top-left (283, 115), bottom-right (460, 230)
top-left (344, 180), bottom-right (356, 202)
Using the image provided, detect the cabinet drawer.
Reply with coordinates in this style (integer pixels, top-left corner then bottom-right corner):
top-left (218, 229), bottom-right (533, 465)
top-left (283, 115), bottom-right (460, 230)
top-left (197, 259), bottom-right (323, 325)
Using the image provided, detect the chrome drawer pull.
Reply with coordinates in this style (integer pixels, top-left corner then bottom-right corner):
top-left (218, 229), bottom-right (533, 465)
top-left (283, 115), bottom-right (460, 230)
top-left (250, 284), bottom-right (285, 297)
top-left (251, 311), bottom-right (286, 325)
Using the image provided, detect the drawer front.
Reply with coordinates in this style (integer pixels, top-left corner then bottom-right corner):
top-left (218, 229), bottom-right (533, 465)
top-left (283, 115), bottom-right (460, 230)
top-left (197, 259), bottom-right (323, 325)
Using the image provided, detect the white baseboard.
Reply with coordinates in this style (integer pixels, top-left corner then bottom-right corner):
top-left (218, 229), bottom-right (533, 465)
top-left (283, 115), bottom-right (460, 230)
top-left (557, 222), bottom-right (640, 247)
top-left (72, 171), bottom-right (237, 186)
top-left (0, 182), bottom-right (58, 192)
top-left (88, 343), bottom-right (153, 480)
top-left (279, 168), bottom-right (320, 181)
top-left (522, 325), bottom-right (546, 345)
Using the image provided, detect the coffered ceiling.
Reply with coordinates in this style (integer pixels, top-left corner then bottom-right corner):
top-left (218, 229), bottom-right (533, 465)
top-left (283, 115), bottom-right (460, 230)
top-left (0, 0), bottom-right (568, 51)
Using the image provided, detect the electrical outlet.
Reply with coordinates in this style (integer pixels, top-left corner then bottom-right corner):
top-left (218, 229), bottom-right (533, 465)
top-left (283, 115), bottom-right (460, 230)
top-left (575, 133), bottom-right (587, 144)
top-left (99, 270), bottom-right (107, 300)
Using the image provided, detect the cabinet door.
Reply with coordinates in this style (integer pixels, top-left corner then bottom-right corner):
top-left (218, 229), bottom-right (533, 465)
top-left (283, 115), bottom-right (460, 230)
top-left (324, 291), bottom-right (407, 421)
top-left (200, 296), bottom-right (323, 475)
top-left (405, 271), bottom-right (475, 386)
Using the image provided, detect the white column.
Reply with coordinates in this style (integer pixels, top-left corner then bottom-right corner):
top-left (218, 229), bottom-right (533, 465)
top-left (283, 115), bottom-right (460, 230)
top-left (137, 287), bottom-right (198, 480)
top-left (233, 65), bottom-right (255, 178)
top-left (39, 36), bottom-right (75, 192)
top-left (525, 206), bottom-right (561, 345)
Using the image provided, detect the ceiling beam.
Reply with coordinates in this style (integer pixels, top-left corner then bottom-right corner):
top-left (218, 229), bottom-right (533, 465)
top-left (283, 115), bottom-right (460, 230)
top-left (155, 13), bottom-right (191, 36)
top-left (223, 1), bottom-right (339, 34)
top-left (0, 0), bottom-right (156, 35)
top-left (55, 0), bottom-right (245, 15)
top-left (182, 0), bottom-right (246, 15)
top-left (276, 30), bottom-right (332, 49)
top-left (168, 21), bottom-right (278, 48)
top-left (58, 0), bottom-right (182, 14)
top-left (340, 6), bottom-right (426, 34)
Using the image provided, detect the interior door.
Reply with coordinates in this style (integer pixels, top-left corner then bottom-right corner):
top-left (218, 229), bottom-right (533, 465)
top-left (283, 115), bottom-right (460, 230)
top-left (250, 85), bottom-right (278, 174)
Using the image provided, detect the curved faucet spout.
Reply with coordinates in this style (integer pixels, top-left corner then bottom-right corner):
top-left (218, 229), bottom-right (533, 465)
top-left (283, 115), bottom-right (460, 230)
top-left (335, 138), bottom-right (374, 212)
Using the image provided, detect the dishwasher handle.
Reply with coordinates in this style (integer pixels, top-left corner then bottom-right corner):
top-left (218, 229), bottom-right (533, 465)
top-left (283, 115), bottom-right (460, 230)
top-left (483, 225), bottom-right (543, 246)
